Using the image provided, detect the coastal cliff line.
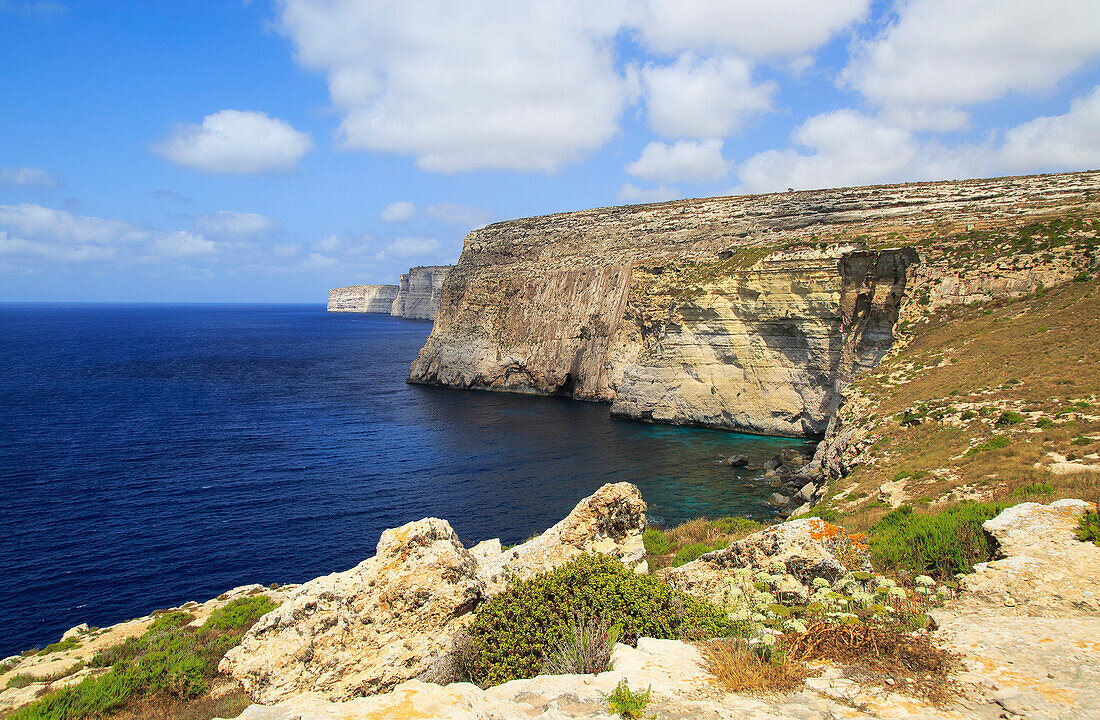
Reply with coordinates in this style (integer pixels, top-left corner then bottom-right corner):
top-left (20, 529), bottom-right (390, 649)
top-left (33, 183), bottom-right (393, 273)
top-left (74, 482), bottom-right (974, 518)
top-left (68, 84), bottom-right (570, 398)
top-left (409, 170), bottom-right (1100, 439)
top-left (327, 266), bottom-right (452, 320)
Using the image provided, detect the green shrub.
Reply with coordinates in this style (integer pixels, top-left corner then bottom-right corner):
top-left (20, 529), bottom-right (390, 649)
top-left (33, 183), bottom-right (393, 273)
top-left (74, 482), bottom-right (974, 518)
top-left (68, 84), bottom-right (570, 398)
top-left (642, 528), bottom-right (670, 556)
top-left (672, 543), bottom-right (715, 567)
top-left (708, 517), bottom-right (762, 536)
top-left (795, 506), bottom-right (843, 523)
top-left (1013, 482), bottom-right (1055, 499)
top-left (37, 637), bottom-right (80, 656)
top-left (995, 411), bottom-right (1024, 427)
top-left (1035, 417), bottom-right (1054, 428)
top-left (604, 679), bottom-right (651, 719)
top-left (202, 596), bottom-right (276, 632)
top-left (966, 435), bottom-right (1010, 456)
top-left (10, 596), bottom-right (276, 720)
top-left (960, 409), bottom-right (979, 421)
top-left (869, 502), bottom-right (1008, 578)
top-left (1078, 510), bottom-right (1100, 545)
top-left (463, 555), bottom-right (732, 686)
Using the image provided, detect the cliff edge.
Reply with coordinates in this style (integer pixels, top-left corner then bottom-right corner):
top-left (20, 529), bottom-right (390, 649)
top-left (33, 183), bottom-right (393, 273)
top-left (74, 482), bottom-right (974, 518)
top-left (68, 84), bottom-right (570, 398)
top-left (409, 171), bottom-right (1100, 438)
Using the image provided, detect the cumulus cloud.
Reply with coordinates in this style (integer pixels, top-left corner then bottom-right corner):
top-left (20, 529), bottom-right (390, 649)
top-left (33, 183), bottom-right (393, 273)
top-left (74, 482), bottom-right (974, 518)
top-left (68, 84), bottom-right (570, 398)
top-left (153, 110), bottom-right (313, 174)
top-left (735, 86), bottom-right (1100, 193)
top-left (843, 0), bottom-right (1100, 127)
top-left (278, 0), bottom-right (633, 172)
top-left (379, 201), bottom-right (417, 223)
top-left (642, 55), bottom-right (776, 138)
top-left (998, 86), bottom-right (1100, 171)
top-left (0, 203), bottom-right (219, 266)
top-left (626, 139), bottom-right (729, 183)
top-left (425, 203), bottom-right (493, 228)
top-left (195, 211), bottom-right (279, 238)
top-left (0, 166), bottom-right (61, 188)
top-left (151, 231), bottom-right (216, 258)
top-left (616, 183), bottom-right (682, 204)
top-left (385, 237), bottom-right (442, 258)
top-left (635, 0), bottom-right (871, 57)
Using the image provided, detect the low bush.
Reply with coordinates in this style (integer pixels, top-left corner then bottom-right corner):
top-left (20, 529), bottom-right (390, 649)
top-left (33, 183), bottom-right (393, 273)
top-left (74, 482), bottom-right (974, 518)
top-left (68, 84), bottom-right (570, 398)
top-left (672, 542), bottom-right (715, 567)
top-left (1078, 508), bottom-right (1100, 545)
top-left (965, 435), bottom-right (1010, 456)
top-left (1012, 482), bottom-right (1055, 499)
top-left (462, 554), bottom-right (732, 686)
top-left (868, 503), bottom-right (1007, 578)
top-left (995, 411), bottom-right (1024, 427)
top-left (541, 615), bottom-right (620, 676)
top-left (603, 679), bottom-right (651, 719)
top-left (642, 528), bottom-right (669, 556)
top-left (37, 638), bottom-right (80, 656)
top-left (794, 506), bottom-right (843, 523)
top-left (9, 596), bottom-right (275, 720)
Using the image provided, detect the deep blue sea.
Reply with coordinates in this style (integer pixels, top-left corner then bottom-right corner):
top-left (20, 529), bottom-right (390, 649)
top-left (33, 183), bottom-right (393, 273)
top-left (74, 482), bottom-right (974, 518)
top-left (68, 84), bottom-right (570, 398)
top-left (0, 304), bottom-right (812, 658)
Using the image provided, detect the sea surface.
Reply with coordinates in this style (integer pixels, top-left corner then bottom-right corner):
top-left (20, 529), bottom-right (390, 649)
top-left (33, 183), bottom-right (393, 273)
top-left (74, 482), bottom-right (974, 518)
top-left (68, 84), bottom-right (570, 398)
top-left (0, 304), bottom-right (812, 658)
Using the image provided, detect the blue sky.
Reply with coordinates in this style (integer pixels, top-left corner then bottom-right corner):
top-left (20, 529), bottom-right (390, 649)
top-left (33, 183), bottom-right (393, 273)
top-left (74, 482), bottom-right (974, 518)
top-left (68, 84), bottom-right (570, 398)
top-left (2, 0), bottom-right (1099, 302)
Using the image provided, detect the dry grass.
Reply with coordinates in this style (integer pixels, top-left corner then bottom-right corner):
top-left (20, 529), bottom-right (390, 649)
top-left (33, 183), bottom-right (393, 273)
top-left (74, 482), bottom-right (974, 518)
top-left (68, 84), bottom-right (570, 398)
top-left (820, 277), bottom-right (1100, 531)
top-left (646, 517), bottom-right (763, 571)
top-left (784, 622), bottom-right (959, 705)
top-left (700, 639), bottom-right (811, 697)
top-left (108, 683), bottom-right (251, 720)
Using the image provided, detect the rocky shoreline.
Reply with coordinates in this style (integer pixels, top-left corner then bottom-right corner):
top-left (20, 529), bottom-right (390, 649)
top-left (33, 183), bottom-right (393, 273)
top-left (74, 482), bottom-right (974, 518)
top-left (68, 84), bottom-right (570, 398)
top-left (4, 486), bottom-right (1097, 720)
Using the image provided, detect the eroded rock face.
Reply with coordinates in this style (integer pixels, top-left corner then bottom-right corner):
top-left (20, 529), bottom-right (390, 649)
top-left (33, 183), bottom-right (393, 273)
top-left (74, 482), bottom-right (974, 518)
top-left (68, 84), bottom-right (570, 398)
top-left (408, 171), bottom-right (1100, 438)
top-left (478, 482), bottom-right (647, 596)
top-left (220, 518), bottom-right (484, 703)
top-left (221, 483), bottom-right (647, 703)
top-left (390, 266), bottom-right (452, 320)
top-left (326, 285), bottom-right (399, 313)
top-left (661, 518), bottom-right (860, 601)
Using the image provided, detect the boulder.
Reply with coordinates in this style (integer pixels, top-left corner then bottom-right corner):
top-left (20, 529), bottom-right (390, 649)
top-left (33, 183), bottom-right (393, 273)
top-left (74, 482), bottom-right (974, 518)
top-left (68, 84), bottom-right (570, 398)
top-left (720, 454), bottom-right (750, 467)
top-left (661, 518), bottom-right (860, 602)
top-left (220, 518), bottom-right (484, 703)
top-left (220, 483), bottom-right (648, 703)
top-left (767, 493), bottom-right (789, 507)
top-left (477, 482), bottom-right (647, 596)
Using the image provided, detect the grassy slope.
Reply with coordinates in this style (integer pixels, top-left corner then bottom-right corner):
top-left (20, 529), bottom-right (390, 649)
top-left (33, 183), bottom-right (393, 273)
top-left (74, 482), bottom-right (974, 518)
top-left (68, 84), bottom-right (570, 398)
top-left (817, 275), bottom-right (1099, 531)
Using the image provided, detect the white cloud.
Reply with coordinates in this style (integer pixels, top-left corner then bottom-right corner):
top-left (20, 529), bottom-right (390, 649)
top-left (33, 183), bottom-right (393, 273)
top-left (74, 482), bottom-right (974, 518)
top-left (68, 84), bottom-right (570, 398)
top-left (195, 211), bottom-right (279, 238)
top-left (843, 0), bottom-right (1100, 127)
top-left (0, 203), bottom-right (144, 243)
top-left (385, 237), bottom-right (441, 258)
top-left (425, 203), bottom-right (493, 228)
top-left (642, 55), bottom-right (776, 138)
top-left (379, 201), bottom-right (417, 223)
top-left (0, 166), bottom-right (60, 187)
top-left (153, 110), bottom-right (313, 174)
top-left (635, 0), bottom-right (871, 57)
top-left (0, 203), bottom-right (220, 266)
top-left (278, 0), bottom-right (633, 172)
top-left (616, 183), bottom-right (681, 204)
top-left (152, 231), bottom-right (216, 258)
top-left (999, 86), bottom-right (1100, 171)
top-left (626, 139), bottom-right (729, 183)
top-left (735, 86), bottom-right (1100, 193)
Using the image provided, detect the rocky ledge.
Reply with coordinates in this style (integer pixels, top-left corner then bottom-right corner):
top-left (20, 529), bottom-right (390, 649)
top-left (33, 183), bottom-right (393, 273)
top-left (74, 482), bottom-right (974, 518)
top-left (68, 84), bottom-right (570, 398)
top-left (219, 495), bottom-right (1099, 720)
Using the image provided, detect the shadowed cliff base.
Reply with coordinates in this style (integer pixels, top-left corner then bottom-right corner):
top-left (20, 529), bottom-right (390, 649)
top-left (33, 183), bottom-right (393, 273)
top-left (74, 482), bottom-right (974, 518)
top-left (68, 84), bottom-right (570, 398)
top-left (408, 170), bottom-right (1100, 439)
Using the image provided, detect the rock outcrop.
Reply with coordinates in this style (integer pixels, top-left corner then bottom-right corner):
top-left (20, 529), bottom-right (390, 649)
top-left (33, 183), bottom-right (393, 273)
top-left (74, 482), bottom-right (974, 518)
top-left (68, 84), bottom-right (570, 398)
top-left (221, 500), bottom-right (1100, 720)
top-left (221, 483), bottom-right (646, 703)
top-left (409, 171), bottom-right (1100, 437)
top-left (660, 517), bottom-right (861, 601)
top-left (390, 265), bottom-right (452, 320)
top-left (326, 285), bottom-right (399, 313)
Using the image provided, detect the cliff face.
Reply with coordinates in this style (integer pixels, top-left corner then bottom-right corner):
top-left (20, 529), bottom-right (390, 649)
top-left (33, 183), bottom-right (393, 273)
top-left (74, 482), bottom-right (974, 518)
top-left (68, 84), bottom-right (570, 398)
top-left (390, 266), bottom-right (452, 320)
top-left (327, 285), bottom-right (399, 313)
top-left (408, 171), bottom-right (1100, 438)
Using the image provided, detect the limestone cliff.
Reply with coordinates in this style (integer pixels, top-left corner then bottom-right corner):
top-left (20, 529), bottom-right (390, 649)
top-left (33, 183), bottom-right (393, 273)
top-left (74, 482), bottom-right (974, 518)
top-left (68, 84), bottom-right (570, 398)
top-left (409, 171), bottom-right (1100, 438)
top-left (327, 285), bottom-right (399, 313)
top-left (390, 266), bottom-right (452, 321)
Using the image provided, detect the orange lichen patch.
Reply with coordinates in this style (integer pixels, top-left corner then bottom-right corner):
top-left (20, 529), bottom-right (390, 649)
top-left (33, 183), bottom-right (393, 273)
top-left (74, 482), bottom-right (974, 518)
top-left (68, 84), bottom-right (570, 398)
top-left (809, 522), bottom-right (849, 542)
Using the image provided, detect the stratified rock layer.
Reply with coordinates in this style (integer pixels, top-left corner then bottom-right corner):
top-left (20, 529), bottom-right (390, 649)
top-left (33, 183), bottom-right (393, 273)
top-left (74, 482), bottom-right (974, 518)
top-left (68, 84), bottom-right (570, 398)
top-left (327, 285), bottom-right (399, 313)
top-left (390, 266), bottom-right (452, 320)
top-left (408, 171), bottom-right (1100, 437)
